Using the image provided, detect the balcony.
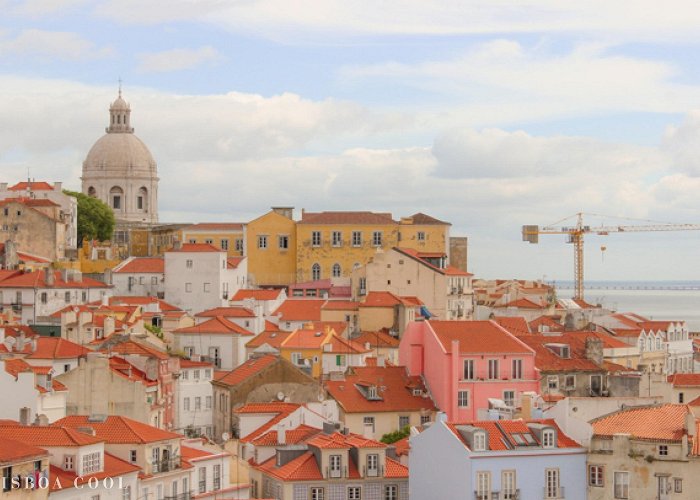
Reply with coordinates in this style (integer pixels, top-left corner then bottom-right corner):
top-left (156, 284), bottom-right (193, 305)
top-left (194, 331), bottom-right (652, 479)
top-left (543, 486), bottom-right (565, 499)
top-left (474, 490), bottom-right (520, 500)
top-left (164, 492), bottom-right (192, 500)
top-left (152, 456), bottom-right (181, 474)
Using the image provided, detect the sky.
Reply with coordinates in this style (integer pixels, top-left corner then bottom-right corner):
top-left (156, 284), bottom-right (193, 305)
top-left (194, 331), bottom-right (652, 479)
top-left (2, 0), bottom-right (700, 282)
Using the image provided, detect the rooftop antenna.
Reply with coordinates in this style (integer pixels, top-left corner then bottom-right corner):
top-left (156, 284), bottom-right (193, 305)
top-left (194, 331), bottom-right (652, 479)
top-left (118, 77), bottom-right (122, 98)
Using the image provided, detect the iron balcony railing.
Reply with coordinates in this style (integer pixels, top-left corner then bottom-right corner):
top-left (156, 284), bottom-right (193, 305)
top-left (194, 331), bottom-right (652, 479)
top-left (152, 456), bottom-right (181, 474)
top-left (164, 492), bottom-right (193, 500)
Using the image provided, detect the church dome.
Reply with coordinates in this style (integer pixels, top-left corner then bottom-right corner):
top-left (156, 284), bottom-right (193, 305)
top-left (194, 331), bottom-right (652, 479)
top-left (83, 132), bottom-right (157, 172)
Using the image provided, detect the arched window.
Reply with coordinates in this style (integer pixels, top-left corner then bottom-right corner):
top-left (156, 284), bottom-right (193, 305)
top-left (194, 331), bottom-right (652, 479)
top-left (87, 186), bottom-right (97, 198)
top-left (137, 187), bottom-right (148, 212)
top-left (109, 186), bottom-right (124, 210)
top-left (332, 263), bottom-right (341, 277)
top-left (312, 263), bottom-right (321, 281)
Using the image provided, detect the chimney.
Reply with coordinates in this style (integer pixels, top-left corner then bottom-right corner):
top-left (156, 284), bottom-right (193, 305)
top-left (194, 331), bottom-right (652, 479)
top-left (19, 407), bottom-right (30, 426)
top-left (17, 329), bottom-right (25, 352)
top-left (585, 337), bottom-right (604, 366)
top-left (53, 182), bottom-right (62, 191)
top-left (72, 270), bottom-right (82, 283)
top-left (4, 240), bottom-right (18, 270)
top-left (104, 268), bottom-right (113, 285)
top-left (277, 424), bottom-right (286, 445)
top-left (521, 393), bottom-right (533, 420)
top-left (271, 207), bottom-right (294, 220)
top-left (45, 267), bottom-right (55, 286)
top-left (60, 268), bottom-right (68, 282)
top-left (104, 316), bottom-right (116, 337)
top-left (101, 294), bottom-right (109, 307)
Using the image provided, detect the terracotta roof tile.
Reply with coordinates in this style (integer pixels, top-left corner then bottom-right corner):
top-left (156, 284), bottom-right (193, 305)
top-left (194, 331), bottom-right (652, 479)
top-left (26, 337), bottom-right (90, 359)
top-left (0, 425), bottom-right (104, 446)
top-left (227, 256), bottom-right (245, 270)
top-left (107, 296), bottom-right (182, 311)
top-left (55, 415), bottom-right (182, 443)
top-left (299, 211), bottom-right (396, 225)
top-left (529, 315), bottom-right (565, 333)
top-left (385, 457), bottom-right (409, 478)
top-left (49, 453), bottom-right (140, 491)
top-left (667, 374), bottom-right (700, 387)
top-left (168, 243), bottom-right (222, 253)
top-left (113, 257), bottom-right (164, 274)
top-left (8, 181), bottom-right (54, 191)
top-left (256, 451), bottom-right (322, 481)
top-left (246, 330), bottom-right (292, 349)
top-left (273, 300), bottom-right (325, 322)
top-left (518, 334), bottom-right (603, 372)
top-left (321, 300), bottom-right (360, 311)
top-left (232, 289), bottom-right (283, 301)
top-left (186, 222), bottom-right (244, 231)
top-left (173, 316), bottom-right (253, 336)
top-left (0, 270), bottom-right (110, 289)
top-left (404, 212), bottom-right (450, 225)
top-left (361, 291), bottom-right (403, 308)
top-left (0, 438), bottom-right (48, 464)
top-left (352, 330), bottom-right (400, 348)
top-left (591, 404), bottom-right (688, 442)
top-left (428, 320), bottom-right (534, 355)
top-left (196, 306), bottom-right (255, 318)
top-left (280, 323), bottom-right (347, 350)
top-left (446, 418), bottom-right (581, 450)
top-left (307, 431), bottom-right (386, 449)
top-left (494, 316), bottom-right (531, 336)
top-left (251, 424), bottom-right (320, 446)
top-left (214, 355), bottom-right (278, 386)
top-left (102, 340), bottom-right (169, 360)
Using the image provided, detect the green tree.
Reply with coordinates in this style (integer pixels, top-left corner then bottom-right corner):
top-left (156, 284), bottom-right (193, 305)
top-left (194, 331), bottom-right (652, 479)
top-left (380, 426), bottom-right (411, 444)
top-left (64, 190), bottom-right (115, 245)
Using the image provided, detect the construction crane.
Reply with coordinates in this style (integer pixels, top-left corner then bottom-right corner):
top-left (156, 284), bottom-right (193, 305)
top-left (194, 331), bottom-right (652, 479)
top-left (522, 212), bottom-right (700, 300)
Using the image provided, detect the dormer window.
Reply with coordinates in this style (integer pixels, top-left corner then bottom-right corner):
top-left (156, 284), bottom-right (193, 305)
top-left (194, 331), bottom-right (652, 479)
top-left (368, 385), bottom-right (378, 399)
top-left (63, 455), bottom-right (75, 471)
top-left (82, 451), bottom-right (101, 474)
top-left (545, 343), bottom-right (570, 359)
top-left (473, 432), bottom-right (487, 451)
top-left (542, 429), bottom-right (556, 448)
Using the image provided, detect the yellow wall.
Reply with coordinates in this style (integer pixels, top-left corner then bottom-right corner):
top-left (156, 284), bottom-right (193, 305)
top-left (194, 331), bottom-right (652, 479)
top-left (358, 306), bottom-right (396, 332)
top-left (181, 229), bottom-right (244, 257)
top-left (149, 227), bottom-right (184, 256)
top-left (279, 347), bottom-right (322, 378)
top-left (397, 219), bottom-right (449, 254)
top-left (247, 211), bottom-right (297, 286)
top-left (295, 222), bottom-right (399, 282)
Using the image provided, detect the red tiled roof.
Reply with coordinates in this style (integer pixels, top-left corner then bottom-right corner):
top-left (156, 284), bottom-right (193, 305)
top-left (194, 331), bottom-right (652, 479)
top-left (50, 453), bottom-right (140, 491)
top-left (324, 366), bottom-right (436, 414)
top-left (168, 243), bottom-right (222, 253)
top-left (109, 356), bottom-right (158, 387)
top-left (639, 320), bottom-right (679, 332)
top-left (227, 256), bottom-right (245, 269)
top-left (8, 181), bottom-right (54, 191)
top-left (299, 211), bottom-right (396, 225)
top-left (307, 431), bottom-right (386, 449)
top-left (321, 300), bottom-right (359, 311)
top-left (196, 306), bottom-right (255, 318)
top-left (494, 316), bottom-right (531, 336)
top-left (246, 329), bottom-right (292, 349)
top-left (0, 438), bottom-right (48, 464)
top-left (667, 374), bottom-right (700, 388)
top-left (186, 223), bottom-right (244, 231)
top-left (446, 418), bottom-right (581, 451)
top-left (393, 247), bottom-right (472, 277)
top-left (101, 340), bottom-right (169, 360)
top-left (501, 298), bottom-right (545, 309)
top-left (273, 299), bottom-right (325, 322)
top-left (353, 330), bottom-right (400, 348)
top-left (55, 415), bottom-right (182, 443)
top-left (26, 337), bottom-right (90, 359)
top-left (385, 457), bottom-right (409, 478)
top-left (0, 270), bottom-right (110, 289)
top-left (0, 425), bottom-right (103, 446)
top-left (113, 257), bottom-right (164, 274)
top-left (236, 403), bottom-right (302, 443)
top-left (251, 424), bottom-right (320, 446)
top-left (256, 451), bottom-right (322, 481)
top-left (4, 358), bottom-right (34, 377)
top-left (428, 320), bottom-right (534, 355)
top-left (214, 355), bottom-right (278, 386)
top-left (173, 316), bottom-right (253, 336)
top-left (361, 291), bottom-right (403, 308)
top-left (518, 335), bottom-right (603, 372)
top-left (591, 404), bottom-right (688, 442)
top-left (529, 315), bottom-right (565, 333)
top-left (404, 212), bottom-right (450, 225)
top-left (326, 334), bottom-right (370, 355)
top-left (232, 289), bottom-right (283, 301)
top-left (107, 296), bottom-right (182, 311)
top-left (280, 325), bottom-right (336, 350)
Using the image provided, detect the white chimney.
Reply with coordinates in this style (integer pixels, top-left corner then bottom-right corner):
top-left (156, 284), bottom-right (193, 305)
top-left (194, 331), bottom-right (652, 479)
top-left (277, 424), bottom-right (286, 445)
top-left (363, 422), bottom-right (374, 440)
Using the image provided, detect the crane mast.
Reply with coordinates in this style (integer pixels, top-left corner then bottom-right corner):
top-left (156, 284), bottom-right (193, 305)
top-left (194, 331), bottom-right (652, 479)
top-left (522, 213), bottom-right (700, 300)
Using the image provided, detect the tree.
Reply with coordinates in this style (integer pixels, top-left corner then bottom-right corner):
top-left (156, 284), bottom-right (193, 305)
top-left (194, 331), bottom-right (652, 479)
top-left (64, 190), bottom-right (115, 245)
top-left (380, 425), bottom-right (411, 444)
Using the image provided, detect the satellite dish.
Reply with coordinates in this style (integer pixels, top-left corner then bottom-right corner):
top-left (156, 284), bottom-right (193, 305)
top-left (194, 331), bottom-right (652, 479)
top-left (277, 391), bottom-right (285, 401)
top-left (221, 432), bottom-right (230, 442)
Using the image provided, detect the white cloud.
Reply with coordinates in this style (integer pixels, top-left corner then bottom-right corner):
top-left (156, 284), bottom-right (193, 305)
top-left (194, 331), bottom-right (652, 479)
top-left (0, 29), bottom-right (112, 61)
top-left (91, 0), bottom-right (700, 43)
top-left (661, 111), bottom-right (700, 177)
top-left (136, 46), bottom-right (222, 73)
top-left (8, 0), bottom-right (88, 16)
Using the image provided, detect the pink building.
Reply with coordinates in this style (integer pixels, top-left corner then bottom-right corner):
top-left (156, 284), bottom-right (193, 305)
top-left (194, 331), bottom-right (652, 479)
top-left (399, 320), bottom-right (539, 420)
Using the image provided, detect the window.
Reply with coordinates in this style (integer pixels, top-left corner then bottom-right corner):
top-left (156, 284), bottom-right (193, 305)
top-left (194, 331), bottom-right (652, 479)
top-left (335, 354), bottom-right (346, 366)
top-left (130, 450), bottom-right (137, 464)
top-left (221, 239), bottom-right (229, 251)
top-left (542, 429), bottom-right (555, 448)
top-left (417, 231), bottom-right (425, 241)
top-left (278, 235), bottom-right (289, 249)
top-left (473, 432), bottom-right (486, 451)
top-left (488, 359), bottom-right (499, 380)
top-left (183, 398), bottom-right (190, 411)
top-left (545, 469), bottom-right (560, 499)
top-left (185, 283), bottom-right (192, 293)
top-left (151, 276), bottom-right (158, 285)
top-left (457, 390), bottom-right (469, 407)
top-left (674, 478), bottom-right (682, 493)
top-left (503, 390), bottom-right (515, 408)
top-left (332, 263), bottom-right (341, 277)
top-left (329, 454), bottom-right (342, 478)
top-left (511, 359), bottom-right (523, 379)
top-left (420, 414), bottom-right (431, 425)
top-left (63, 455), bottom-right (74, 470)
top-left (195, 397), bottom-right (201, 410)
top-left (352, 231), bottom-right (362, 246)
top-left (203, 283), bottom-right (211, 293)
top-left (372, 231), bottom-right (382, 246)
top-left (658, 445), bottom-right (668, 456)
top-left (311, 488), bottom-right (325, 500)
top-left (122, 486), bottom-right (131, 500)
top-left (463, 359), bottom-right (474, 380)
top-left (348, 486), bottom-right (361, 500)
top-left (589, 465), bottom-right (604, 487)
top-left (291, 352), bottom-right (303, 365)
top-left (679, 392), bottom-right (685, 403)
top-left (204, 239), bottom-right (213, 245)
top-left (312, 263), bottom-right (321, 280)
top-left (235, 238), bottom-right (243, 252)
top-left (257, 235), bottom-right (268, 249)
top-left (113, 195), bottom-right (121, 209)
top-left (198, 467), bottom-right (206, 493)
top-left (384, 485), bottom-right (398, 500)
top-left (476, 471), bottom-right (491, 500)
top-left (82, 452), bottom-right (101, 474)
top-left (40, 292), bottom-right (48, 304)
top-left (502, 470), bottom-right (516, 499)
top-left (65, 291), bottom-right (71, 303)
top-left (312, 231), bottom-right (322, 247)
top-left (205, 368), bottom-right (211, 378)
top-left (363, 416), bottom-right (375, 433)
top-left (332, 231), bottom-right (342, 247)
top-left (181, 370), bottom-right (189, 380)
top-left (366, 454), bottom-right (379, 477)
top-left (614, 471), bottom-right (629, 499)
top-left (547, 376), bottom-right (559, 390)
top-left (213, 464), bottom-right (221, 490)
top-left (399, 415), bottom-right (410, 429)
top-left (194, 370), bottom-right (200, 380)
top-left (186, 259), bottom-right (193, 268)
top-left (565, 374), bottom-right (576, 389)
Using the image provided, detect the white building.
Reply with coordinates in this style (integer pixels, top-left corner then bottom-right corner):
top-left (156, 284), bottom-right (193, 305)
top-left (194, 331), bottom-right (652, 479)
top-left (111, 256), bottom-right (165, 297)
top-left (165, 243), bottom-right (246, 315)
top-left (176, 360), bottom-right (215, 438)
top-left (173, 317), bottom-right (254, 371)
top-left (0, 181), bottom-right (78, 254)
top-left (0, 268), bottom-right (111, 324)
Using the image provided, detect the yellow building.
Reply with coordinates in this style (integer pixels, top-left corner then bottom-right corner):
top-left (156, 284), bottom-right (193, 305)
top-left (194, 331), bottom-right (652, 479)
top-left (247, 208), bottom-right (297, 286)
top-left (181, 222), bottom-right (245, 257)
top-left (397, 212), bottom-right (451, 255)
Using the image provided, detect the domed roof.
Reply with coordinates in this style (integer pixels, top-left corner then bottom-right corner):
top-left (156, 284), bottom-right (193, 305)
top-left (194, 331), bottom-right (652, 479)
top-left (83, 132), bottom-right (157, 172)
top-left (111, 96), bottom-right (129, 110)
